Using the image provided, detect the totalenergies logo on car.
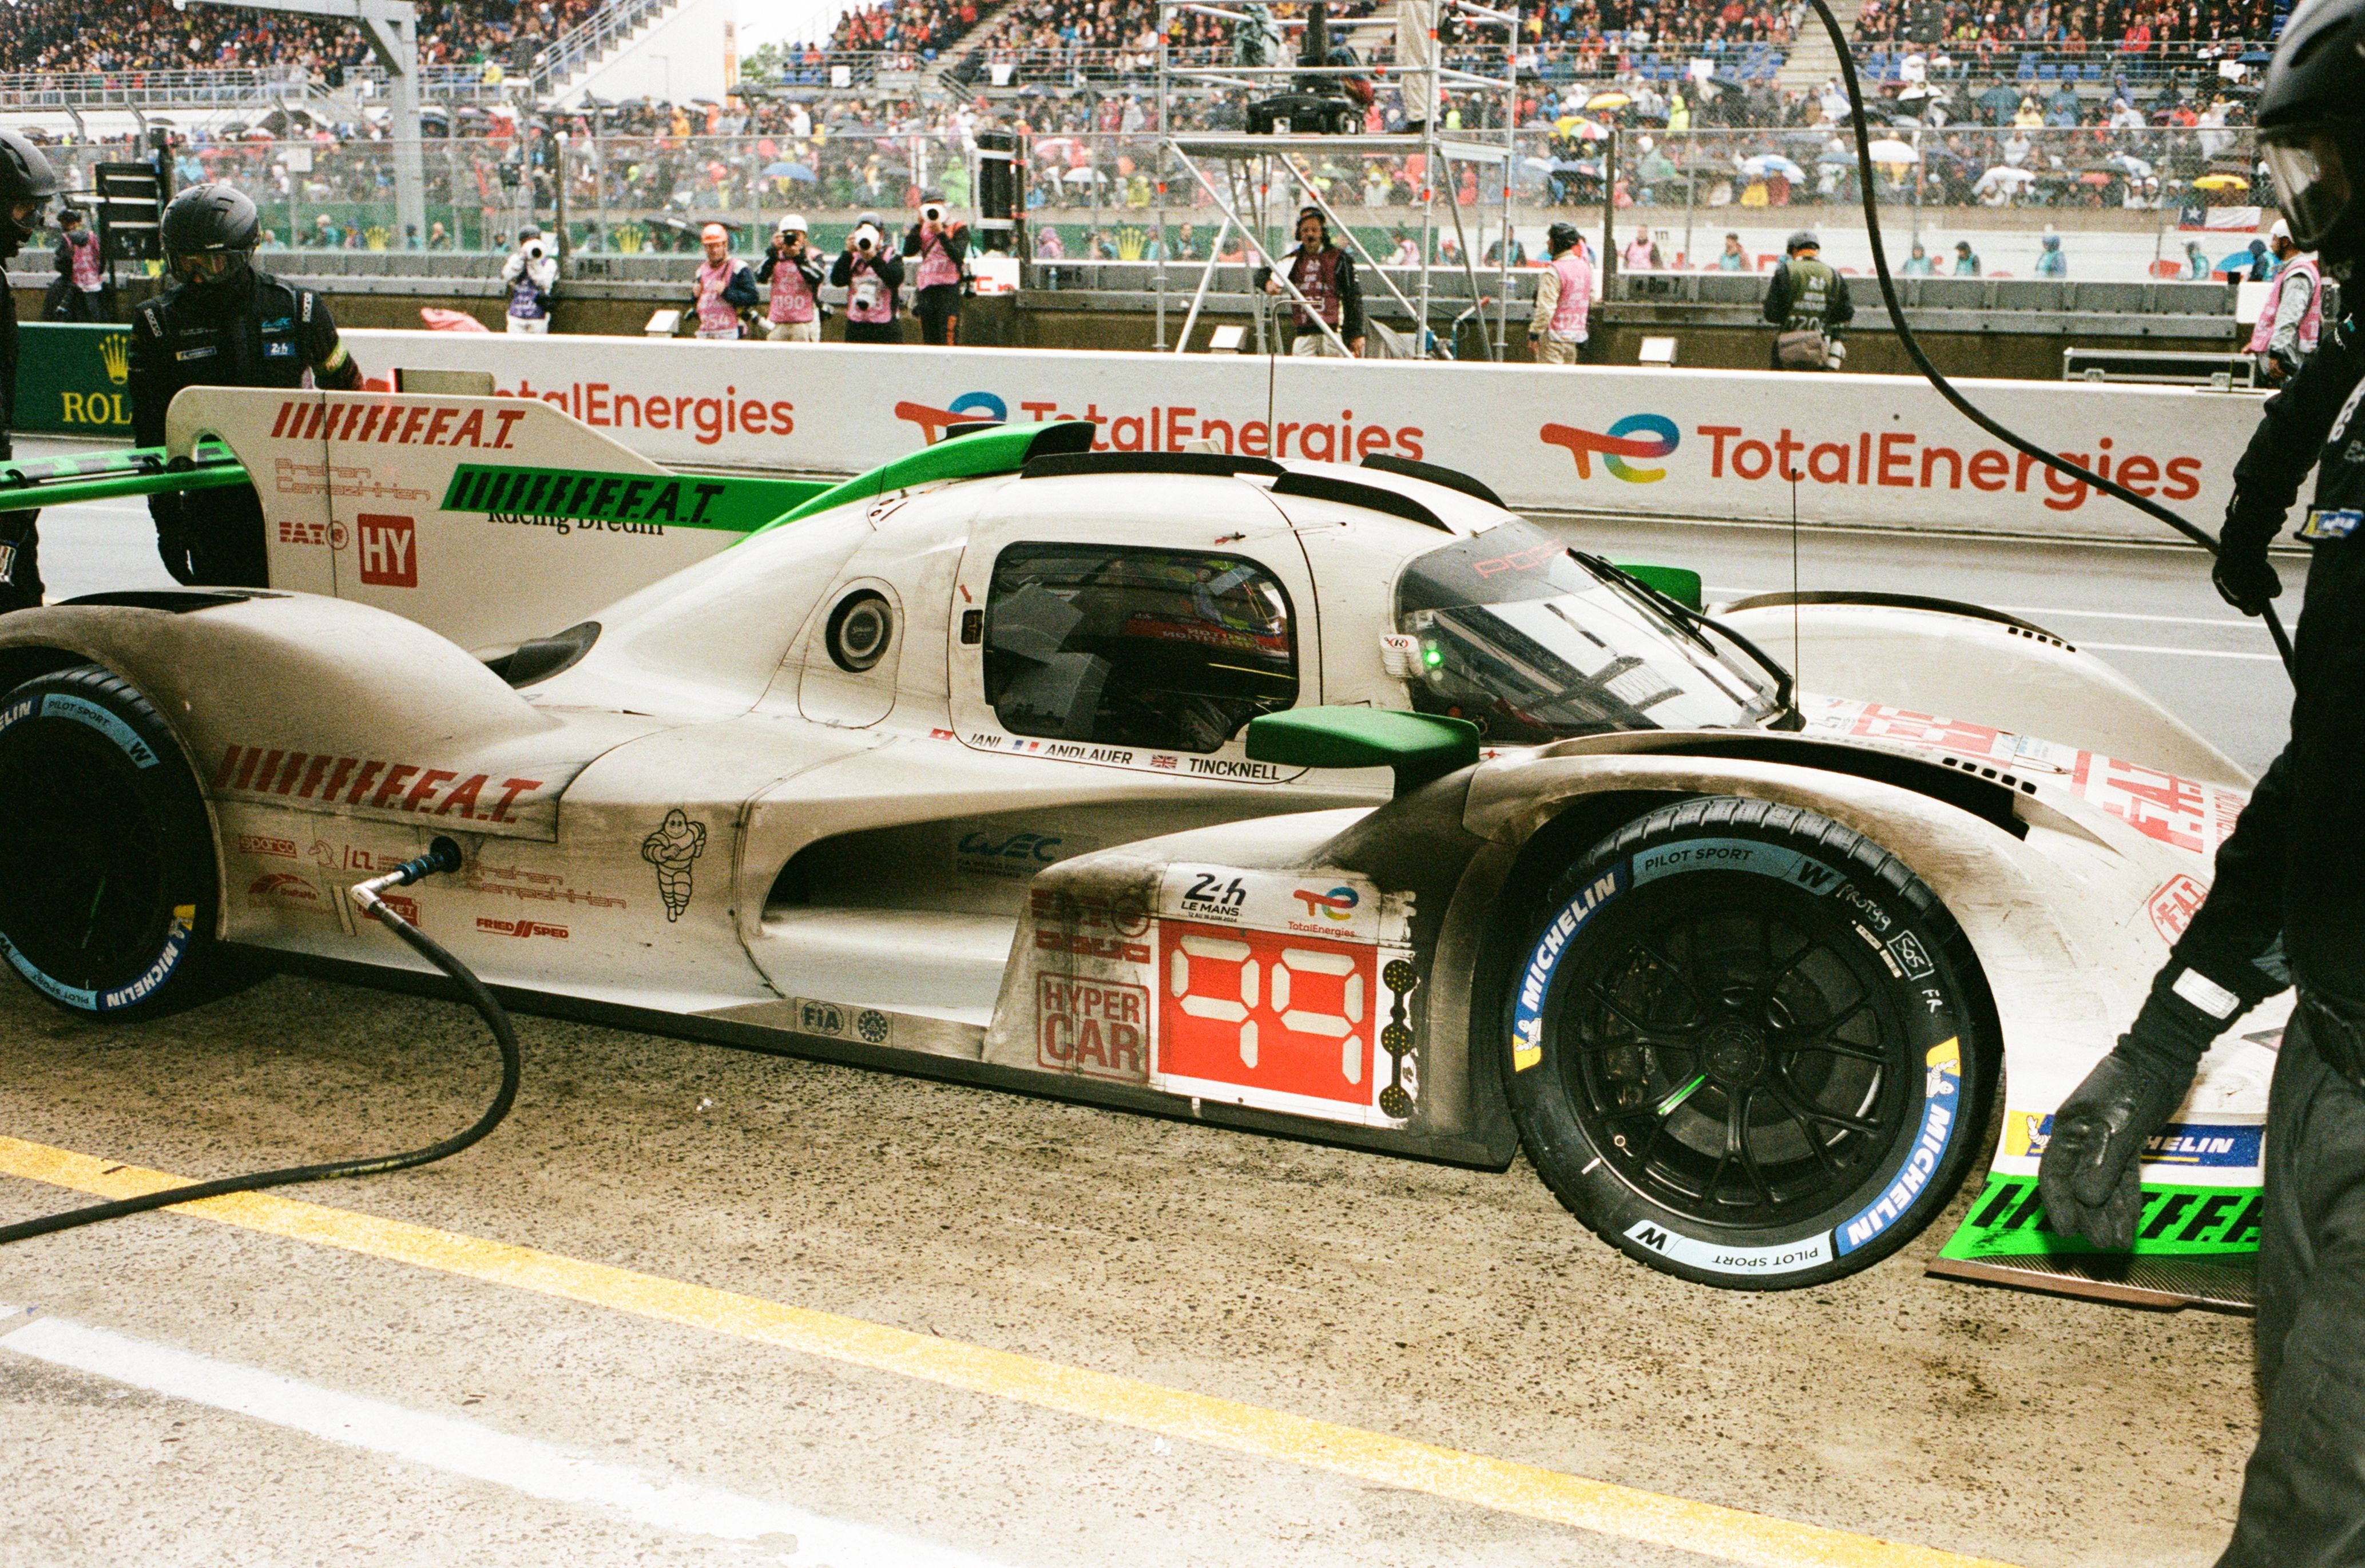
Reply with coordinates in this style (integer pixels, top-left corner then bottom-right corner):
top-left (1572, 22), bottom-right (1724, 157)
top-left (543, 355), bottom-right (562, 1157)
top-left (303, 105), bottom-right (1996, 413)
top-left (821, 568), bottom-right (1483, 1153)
top-left (1292, 885), bottom-right (1359, 922)
top-left (894, 391), bottom-right (1010, 444)
top-left (1539, 414), bottom-right (1680, 483)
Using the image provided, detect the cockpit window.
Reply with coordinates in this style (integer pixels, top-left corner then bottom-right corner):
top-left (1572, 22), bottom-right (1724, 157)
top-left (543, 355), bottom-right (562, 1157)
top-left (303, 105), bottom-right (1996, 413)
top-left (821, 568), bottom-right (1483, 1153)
top-left (985, 543), bottom-right (1298, 752)
top-left (1394, 522), bottom-right (1777, 743)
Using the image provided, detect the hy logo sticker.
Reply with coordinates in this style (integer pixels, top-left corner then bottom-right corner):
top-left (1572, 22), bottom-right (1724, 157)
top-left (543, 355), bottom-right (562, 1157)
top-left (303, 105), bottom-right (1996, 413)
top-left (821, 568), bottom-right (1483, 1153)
top-left (894, 391), bottom-right (1009, 444)
top-left (1540, 414), bottom-right (1680, 482)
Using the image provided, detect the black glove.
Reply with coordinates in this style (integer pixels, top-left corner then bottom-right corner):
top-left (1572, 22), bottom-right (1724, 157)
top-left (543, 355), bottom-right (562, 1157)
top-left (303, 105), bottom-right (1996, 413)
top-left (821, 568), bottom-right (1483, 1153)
top-left (149, 494), bottom-right (197, 586)
top-left (2212, 549), bottom-right (2282, 616)
top-left (2037, 1051), bottom-right (2192, 1252)
top-left (2214, 499), bottom-right (2284, 616)
top-left (2038, 959), bottom-right (2263, 1249)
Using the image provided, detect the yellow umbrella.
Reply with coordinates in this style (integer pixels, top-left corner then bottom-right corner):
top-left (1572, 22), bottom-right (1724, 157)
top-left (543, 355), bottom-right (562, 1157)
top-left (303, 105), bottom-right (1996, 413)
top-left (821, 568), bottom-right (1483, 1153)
top-left (1585, 90), bottom-right (1632, 109)
top-left (2192, 173), bottom-right (2250, 190)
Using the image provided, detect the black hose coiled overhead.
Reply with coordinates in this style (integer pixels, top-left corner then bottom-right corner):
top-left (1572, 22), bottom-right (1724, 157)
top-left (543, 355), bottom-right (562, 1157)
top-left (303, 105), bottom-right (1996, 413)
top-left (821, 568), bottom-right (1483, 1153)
top-left (0, 837), bottom-right (517, 1247)
top-left (1804, 0), bottom-right (2297, 676)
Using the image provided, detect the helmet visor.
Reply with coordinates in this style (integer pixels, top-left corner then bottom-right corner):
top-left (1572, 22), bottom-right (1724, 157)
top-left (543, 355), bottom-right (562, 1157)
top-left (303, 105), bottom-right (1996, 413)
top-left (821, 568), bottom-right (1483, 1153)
top-left (172, 249), bottom-right (246, 285)
top-left (2263, 129), bottom-right (2351, 251)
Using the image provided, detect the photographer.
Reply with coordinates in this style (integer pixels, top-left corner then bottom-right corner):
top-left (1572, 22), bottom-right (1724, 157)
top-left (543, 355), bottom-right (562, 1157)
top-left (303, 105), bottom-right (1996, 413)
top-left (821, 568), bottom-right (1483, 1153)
top-left (44, 207), bottom-right (105, 324)
top-left (500, 224), bottom-right (557, 335)
top-left (684, 221), bottom-right (760, 340)
top-left (832, 209), bottom-right (905, 346)
top-left (756, 213), bottom-right (825, 342)
top-left (901, 189), bottom-right (969, 346)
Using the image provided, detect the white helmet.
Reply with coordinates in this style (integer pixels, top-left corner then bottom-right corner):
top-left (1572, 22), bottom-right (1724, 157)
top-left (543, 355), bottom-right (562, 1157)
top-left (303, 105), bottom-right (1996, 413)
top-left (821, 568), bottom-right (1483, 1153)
top-left (777, 212), bottom-right (808, 235)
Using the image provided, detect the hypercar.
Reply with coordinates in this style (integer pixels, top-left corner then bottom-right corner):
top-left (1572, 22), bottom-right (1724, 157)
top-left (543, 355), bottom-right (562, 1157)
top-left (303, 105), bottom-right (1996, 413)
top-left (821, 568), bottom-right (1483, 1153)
top-left (0, 387), bottom-right (2281, 1303)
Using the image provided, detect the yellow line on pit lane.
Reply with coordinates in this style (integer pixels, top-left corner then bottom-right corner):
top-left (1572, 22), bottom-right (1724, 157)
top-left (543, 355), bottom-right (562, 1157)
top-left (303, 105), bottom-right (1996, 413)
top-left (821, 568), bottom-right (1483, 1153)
top-left (0, 1134), bottom-right (2019, 1568)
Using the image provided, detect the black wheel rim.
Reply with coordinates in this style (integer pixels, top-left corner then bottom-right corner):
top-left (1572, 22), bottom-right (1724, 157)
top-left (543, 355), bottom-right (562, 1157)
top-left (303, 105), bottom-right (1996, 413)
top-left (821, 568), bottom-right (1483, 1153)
top-left (1554, 874), bottom-right (1913, 1230)
top-left (0, 724), bottom-right (172, 991)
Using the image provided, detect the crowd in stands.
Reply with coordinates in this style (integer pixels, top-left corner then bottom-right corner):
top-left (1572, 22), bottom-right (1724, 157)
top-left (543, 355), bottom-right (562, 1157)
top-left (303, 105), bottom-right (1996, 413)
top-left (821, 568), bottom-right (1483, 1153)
top-left (0, 0), bottom-right (604, 79)
top-left (1852, 0), bottom-right (2277, 65)
top-left (821, 0), bottom-right (983, 62)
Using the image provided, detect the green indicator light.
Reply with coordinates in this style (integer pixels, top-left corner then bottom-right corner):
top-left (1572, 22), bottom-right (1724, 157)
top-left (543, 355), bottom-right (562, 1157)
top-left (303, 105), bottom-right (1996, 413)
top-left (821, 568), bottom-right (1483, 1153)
top-left (1423, 645), bottom-right (1443, 667)
top-left (1656, 1073), bottom-right (1708, 1117)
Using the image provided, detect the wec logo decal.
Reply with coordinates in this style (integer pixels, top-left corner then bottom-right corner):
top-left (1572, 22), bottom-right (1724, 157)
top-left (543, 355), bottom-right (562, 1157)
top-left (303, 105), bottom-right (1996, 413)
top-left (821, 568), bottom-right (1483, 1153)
top-left (1540, 414), bottom-right (1680, 483)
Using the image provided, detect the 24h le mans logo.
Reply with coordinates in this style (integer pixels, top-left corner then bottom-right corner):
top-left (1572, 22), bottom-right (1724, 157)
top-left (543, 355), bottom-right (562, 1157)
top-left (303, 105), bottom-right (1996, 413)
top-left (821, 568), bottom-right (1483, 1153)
top-left (1539, 414), bottom-right (1680, 482)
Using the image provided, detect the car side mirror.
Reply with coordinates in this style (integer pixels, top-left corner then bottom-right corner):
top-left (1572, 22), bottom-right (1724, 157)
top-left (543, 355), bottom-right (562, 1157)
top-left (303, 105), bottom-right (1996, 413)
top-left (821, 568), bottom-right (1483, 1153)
top-left (1246, 706), bottom-right (1481, 797)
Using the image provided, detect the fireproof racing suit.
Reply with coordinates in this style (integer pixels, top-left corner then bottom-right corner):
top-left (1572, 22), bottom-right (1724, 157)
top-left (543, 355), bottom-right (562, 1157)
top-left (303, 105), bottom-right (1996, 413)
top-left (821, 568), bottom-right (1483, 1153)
top-left (0, 269), bottom-right (39, 610)
top-left (129, 268), bottom-right (362, 586)
top-left (2114, 308), bottom-right (2365, 1565)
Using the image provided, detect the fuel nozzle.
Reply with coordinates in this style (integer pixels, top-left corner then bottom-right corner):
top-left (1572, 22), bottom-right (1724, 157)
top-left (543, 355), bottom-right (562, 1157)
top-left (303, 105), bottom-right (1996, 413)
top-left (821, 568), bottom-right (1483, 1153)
top-left (352, 835), bottom-right (465, 917)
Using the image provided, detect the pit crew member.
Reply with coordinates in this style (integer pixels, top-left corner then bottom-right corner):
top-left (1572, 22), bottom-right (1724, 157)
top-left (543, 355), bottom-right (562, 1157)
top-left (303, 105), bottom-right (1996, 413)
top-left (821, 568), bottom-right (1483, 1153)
top-left (130, 182), bottom-right (363, 588)
top-left (2037, 4), bottom-right (2365, 1558)
top-left (0, 129), bottom-right (61, 612)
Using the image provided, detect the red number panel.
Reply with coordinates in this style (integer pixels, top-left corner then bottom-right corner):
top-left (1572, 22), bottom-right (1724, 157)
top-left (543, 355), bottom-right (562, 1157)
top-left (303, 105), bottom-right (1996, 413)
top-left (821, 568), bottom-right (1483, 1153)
top-left (1156, 919), bottom-right (1375, 1106)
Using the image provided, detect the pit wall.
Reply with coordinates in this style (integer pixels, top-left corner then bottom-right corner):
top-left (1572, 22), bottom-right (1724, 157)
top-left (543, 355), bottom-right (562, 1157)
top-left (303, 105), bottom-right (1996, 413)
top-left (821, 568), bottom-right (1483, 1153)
top-left (318, 330), bottom-right (2265, 545)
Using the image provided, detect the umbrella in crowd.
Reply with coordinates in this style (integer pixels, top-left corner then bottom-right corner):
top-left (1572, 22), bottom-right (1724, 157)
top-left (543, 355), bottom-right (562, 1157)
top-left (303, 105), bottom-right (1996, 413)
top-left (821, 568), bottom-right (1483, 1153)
top-left (763, 160), bottom-right (818, 180)
top-left (1866, 138), bottom-right (1920, 164)
top-left (1585, 90), bottom-right (1631, 110)
top-left (2194, 173), bottom-right (2251, 190)
top-left (1740, 153), bottom-right (1804, 181)
top-left (1974, 164), bottom-right (2039, 196)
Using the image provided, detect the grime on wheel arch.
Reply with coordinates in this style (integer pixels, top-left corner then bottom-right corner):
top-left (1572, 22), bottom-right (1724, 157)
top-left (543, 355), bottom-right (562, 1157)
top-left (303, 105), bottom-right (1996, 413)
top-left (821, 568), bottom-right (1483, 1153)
top-left (1505, 796), bottom-right (1998, 1289)
top-left (0, 664), bottom-right (227, 1018)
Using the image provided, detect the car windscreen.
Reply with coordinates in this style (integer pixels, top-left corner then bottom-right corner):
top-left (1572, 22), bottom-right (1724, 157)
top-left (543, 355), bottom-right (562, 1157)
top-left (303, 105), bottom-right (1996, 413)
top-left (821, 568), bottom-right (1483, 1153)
top-left (1394, 523), bottom-right (1778, 744)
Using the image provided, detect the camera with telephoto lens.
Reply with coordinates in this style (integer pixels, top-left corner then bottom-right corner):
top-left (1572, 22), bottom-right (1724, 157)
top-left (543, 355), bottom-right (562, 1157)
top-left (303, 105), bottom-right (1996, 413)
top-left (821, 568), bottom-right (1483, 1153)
top-left (523, 237), bottom-right (546, 262)
top-left (852, 223), bottom-right (881, 254)
top-left (922, 202), bottom-right (946, 225)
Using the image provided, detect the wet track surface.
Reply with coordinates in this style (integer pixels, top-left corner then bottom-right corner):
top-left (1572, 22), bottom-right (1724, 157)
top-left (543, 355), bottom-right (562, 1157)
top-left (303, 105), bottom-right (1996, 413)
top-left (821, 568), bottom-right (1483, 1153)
top-left (0, 439), bottom-right (2284, 1566)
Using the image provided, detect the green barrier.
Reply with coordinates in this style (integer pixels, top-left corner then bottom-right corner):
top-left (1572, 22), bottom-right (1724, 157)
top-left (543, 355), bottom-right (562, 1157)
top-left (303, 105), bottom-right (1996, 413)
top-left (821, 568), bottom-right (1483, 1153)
top-left (1940, 1172), bottom-right (2261, 1262)
top-left (15, 321), bottom-right (136, 438)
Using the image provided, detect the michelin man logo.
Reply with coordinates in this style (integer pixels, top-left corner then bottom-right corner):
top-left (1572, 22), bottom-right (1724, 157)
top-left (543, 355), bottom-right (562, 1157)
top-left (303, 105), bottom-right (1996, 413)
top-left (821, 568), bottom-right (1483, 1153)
top-left (641, 809), bottom-right (708, 922)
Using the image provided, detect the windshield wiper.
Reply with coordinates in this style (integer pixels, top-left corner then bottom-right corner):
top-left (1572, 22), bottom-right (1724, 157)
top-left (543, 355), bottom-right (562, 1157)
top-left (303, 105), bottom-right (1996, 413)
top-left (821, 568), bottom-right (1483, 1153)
top-left (1566, 551), bottom-right (1803, 731)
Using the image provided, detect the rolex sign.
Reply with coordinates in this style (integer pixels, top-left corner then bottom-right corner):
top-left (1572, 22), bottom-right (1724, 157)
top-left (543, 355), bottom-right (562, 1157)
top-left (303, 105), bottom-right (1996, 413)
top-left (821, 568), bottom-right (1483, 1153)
top-left (17, 323), bottom-right (134, 435)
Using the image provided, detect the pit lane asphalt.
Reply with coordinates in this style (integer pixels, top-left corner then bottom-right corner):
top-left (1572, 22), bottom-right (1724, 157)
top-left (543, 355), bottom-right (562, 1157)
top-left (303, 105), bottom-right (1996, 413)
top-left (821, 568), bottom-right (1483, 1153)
top-left (1, 440), bottom-right (2275, 1567)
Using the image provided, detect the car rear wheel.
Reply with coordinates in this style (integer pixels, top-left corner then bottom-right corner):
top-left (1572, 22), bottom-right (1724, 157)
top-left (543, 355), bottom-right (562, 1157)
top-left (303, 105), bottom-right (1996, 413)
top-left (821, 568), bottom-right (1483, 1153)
top-left (0, 664), bottom-right (228, 1018)
top-left (1504, 796), bottom-right (1996, 1289)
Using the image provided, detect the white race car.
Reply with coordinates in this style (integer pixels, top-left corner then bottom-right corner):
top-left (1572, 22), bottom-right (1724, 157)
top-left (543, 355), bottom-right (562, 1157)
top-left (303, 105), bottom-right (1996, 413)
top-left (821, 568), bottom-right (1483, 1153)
top-left (0, 387), bottom-right (2278, 1303)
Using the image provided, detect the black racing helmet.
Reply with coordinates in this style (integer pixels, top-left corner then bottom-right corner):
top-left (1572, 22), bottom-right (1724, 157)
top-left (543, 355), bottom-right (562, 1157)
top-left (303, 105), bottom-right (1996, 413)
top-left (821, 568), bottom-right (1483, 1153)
top-left (0, 130), bottom-right (62, 257)
top-left (1546, 220), bottom-right (1581, 256)
top-left (161, 182), bottom-right (261, 291)
top-left (2258, 0), bottom-right (2365, 274)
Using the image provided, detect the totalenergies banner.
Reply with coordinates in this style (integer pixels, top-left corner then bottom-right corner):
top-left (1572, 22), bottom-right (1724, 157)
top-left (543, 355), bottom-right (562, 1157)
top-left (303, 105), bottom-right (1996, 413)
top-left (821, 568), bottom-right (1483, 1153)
top-left (343, 330), bottom-right (2265, 544)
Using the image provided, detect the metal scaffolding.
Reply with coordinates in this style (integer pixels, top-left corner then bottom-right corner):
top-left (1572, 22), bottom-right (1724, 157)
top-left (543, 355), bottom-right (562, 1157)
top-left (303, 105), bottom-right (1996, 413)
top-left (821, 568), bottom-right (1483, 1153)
top-left (1152, 0), bottom-right (1521, 359)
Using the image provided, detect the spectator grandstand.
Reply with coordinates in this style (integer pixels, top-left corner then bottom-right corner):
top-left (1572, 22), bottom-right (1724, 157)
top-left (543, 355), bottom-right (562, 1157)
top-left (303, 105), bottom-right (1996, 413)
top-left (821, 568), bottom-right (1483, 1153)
top-left (0, 0), bottom-right (605, 79)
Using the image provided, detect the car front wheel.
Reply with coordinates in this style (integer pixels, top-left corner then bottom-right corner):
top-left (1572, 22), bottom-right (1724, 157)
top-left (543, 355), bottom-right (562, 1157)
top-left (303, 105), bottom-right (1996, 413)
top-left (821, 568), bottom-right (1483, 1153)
top-left (1504, 796), bottom-right (1997, 1290)
top-left (0, 664), bottom-right (227, 1018)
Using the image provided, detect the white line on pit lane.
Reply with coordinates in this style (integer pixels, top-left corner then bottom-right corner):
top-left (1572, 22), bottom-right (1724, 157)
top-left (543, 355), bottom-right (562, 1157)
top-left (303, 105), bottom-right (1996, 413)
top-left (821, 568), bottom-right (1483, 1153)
top-left (1703, 587), bottom-right (2265, 632)
top-left (0, 1307), bottom-right (1009, 1567)
top-left (2073, 641), bottom-right (2286, 661)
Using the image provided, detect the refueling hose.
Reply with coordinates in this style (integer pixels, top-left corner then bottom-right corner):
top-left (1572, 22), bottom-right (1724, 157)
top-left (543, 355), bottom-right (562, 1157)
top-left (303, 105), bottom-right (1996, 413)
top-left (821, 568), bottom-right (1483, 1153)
top-left (1804, 0), bottom-right (2299, 677)
top-left (0, 837), bottom-right (518, 1246)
